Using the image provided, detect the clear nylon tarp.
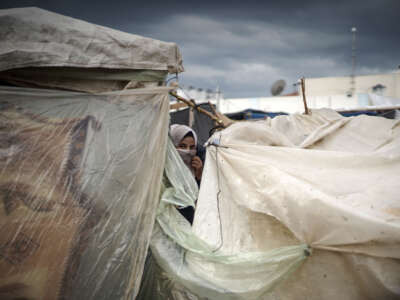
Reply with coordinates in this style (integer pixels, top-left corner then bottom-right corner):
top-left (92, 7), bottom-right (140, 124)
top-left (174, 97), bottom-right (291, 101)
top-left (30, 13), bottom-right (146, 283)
top-left (0, 85), bottom-right (170, 300)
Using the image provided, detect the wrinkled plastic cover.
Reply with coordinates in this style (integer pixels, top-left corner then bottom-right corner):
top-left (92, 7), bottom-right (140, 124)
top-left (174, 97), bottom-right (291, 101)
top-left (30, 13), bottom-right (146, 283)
top-left (138, 141), bottom-right (308, 300)
top-left (0, 85), bottom-right (170, 300)
top-left (140, 109), bottom-right (400, 300)
top-left (0, 7), bottom-right (184, 73)
top-left (192, 109), bottom-right (400, 299)
top-left (0, 68), bottom-right (168, 93)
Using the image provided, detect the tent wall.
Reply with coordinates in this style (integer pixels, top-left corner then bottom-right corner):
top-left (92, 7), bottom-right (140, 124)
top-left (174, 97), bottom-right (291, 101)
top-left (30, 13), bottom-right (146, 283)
top-left (140, 109), bottom-right (400, 300)
top-left (0, 86), bottom-right (171, 300)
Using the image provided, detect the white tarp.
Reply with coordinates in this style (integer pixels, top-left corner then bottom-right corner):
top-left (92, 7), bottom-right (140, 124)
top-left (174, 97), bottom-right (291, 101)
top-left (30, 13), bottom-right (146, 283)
top-left (193, 109), bottom-right (400, 299)
top-left (143, 109), bottom-right (400, 300)
top-left (0, 7), bottom-right (184, 73)
top-left (138, 141), bottom-right (308, 300)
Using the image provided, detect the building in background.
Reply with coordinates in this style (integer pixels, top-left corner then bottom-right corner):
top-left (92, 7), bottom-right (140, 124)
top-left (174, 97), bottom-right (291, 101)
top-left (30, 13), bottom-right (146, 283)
top-left (303, 71), bottom-right (400, 98)
top-left (221, 70), bottom-right (400, 114)
top-left (176, 85), bottom-right (223, 105)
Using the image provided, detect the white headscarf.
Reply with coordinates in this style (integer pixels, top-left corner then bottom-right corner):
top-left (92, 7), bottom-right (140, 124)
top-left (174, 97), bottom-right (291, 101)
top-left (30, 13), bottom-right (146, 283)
top-left (170, 124), bottom-right (198, 148)
top-left (170, 124), bottom-right (198, 175)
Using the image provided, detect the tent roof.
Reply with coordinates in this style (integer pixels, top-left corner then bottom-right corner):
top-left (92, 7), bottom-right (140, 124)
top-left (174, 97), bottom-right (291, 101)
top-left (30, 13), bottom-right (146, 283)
top-left (0, 7), bottom-right (184, 73)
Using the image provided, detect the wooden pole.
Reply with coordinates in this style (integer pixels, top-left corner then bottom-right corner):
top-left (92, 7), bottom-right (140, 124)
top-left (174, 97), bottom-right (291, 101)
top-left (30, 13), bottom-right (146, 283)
top-left (300, 77), bottom-right (310, 115)
top-left (170, 91), bottom-right (225, 126)
top-left (170, 102), bottom-right (189, 110)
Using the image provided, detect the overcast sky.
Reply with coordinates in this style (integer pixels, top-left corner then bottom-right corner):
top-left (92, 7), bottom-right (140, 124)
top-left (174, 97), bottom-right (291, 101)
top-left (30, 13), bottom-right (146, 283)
top-left (1, 0), bottom-right (399, 97)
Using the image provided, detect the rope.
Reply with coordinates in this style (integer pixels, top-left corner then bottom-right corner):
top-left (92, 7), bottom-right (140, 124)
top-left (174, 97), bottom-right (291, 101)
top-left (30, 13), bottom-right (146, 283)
top-left (210, 133), bottom-right (225, 252)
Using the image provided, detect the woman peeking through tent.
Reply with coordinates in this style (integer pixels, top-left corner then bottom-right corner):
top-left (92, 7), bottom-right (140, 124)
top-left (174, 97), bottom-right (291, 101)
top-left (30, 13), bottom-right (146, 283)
top-left (170, 124), bottom-right (203, 183)
top-left (170, 124), bottom-right (203, 224)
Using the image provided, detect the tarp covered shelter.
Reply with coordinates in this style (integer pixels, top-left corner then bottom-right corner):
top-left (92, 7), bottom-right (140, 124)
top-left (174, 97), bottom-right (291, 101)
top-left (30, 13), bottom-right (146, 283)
top-left (0, 7), bottom-right (183, 93)
top-left (0, 7), bottom-right (182, 300)
top-left (140, 109), bottom-right (400, 300)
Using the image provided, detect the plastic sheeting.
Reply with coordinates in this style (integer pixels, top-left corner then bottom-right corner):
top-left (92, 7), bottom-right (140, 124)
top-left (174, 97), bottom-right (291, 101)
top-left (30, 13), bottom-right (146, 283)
top-left (0, 7), bottom-right (184, 73)
top-left (0, 85), bottom-right (170, 300)
top-left (0, 67), bottom-right (168, 93)
top-left (141, 108), bottom-right (400, 300)
top-left (138, 140), bottom-right (309, 300)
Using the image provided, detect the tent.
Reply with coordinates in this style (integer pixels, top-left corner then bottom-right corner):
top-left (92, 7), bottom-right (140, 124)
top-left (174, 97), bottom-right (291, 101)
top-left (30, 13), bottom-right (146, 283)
top-left (139, 109), bottom-right (400, 300)
top-left (0, 7), bottom-right (182, 300)
top-left (0, 7), bottom-right (183, 92)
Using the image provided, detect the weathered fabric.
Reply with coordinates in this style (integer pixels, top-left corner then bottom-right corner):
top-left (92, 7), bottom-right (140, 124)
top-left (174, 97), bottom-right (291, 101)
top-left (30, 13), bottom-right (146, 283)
top-left (0, 7), bottom-right (183, 73)
top-left (142, 109), bottom-right (400, 300)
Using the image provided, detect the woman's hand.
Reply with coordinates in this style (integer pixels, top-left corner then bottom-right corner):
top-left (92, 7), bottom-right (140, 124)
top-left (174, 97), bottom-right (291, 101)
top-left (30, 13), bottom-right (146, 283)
top-left (191, 156), bottom-right (203, 181)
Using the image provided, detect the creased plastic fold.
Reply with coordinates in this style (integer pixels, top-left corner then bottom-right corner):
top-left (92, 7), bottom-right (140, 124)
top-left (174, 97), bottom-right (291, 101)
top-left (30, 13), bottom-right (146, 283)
top-left (0, 7), bottom-right (184, 73)
top-left (192, 109), bottom-right (400, 300)
top-left (141, 109), bottom-right (400, 300)
top-left (139, 141), bottom-right (309, 300)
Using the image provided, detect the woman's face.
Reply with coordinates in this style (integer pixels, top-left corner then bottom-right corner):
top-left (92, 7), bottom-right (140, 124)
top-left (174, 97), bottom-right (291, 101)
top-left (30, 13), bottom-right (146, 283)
top-left (177, 136), bottom-right (196, 151)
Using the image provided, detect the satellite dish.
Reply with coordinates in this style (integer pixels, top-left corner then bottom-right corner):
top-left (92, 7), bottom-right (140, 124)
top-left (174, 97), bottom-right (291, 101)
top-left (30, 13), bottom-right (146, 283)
top-left (270, 79), bottom-right (286, 96)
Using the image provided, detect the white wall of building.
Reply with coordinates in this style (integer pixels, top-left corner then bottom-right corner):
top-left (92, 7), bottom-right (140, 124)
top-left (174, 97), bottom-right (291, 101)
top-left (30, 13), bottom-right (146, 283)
top-left (303, 71), bottom-right (400, 98)
top-left (220, 95), bottom-right (360, 114)
top-left (221, 71), bottom-right (400, 114)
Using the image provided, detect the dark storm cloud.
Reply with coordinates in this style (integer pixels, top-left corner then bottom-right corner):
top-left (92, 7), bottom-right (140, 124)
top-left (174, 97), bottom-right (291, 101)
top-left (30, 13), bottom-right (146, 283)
top-left (1, 0), bottom-right (399, 97)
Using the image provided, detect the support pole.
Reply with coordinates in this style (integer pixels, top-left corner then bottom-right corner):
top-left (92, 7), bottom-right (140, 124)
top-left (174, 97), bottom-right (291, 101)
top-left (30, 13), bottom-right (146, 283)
top-left (170, 91), bottom-right (225, 126)
top-left (300, 77), bottom-right (309, 115)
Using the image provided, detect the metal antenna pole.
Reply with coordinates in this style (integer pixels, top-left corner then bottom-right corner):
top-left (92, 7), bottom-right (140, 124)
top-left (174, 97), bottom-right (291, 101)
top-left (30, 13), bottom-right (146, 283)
top-left (216, 85), bottom-right (221, 111)
top-left (350, 27), bottom-right (357, 97)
